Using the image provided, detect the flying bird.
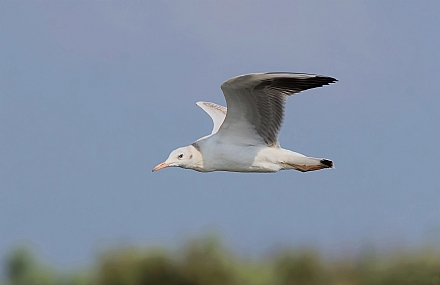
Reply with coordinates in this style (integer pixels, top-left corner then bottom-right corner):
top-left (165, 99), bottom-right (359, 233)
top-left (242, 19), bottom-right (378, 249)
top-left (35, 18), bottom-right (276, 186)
top-left (153, 72), bottom-right (337, 173)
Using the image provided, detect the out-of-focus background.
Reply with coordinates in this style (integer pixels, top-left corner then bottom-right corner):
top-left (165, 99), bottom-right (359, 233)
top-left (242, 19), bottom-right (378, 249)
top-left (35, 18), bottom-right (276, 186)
top-left (1, 1), bottom-right (440, 284)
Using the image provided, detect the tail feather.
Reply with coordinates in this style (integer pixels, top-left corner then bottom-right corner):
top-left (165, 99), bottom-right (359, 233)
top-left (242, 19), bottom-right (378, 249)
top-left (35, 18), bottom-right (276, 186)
top-left (320, 159), bottom-right (334, 168)
top-left (285, 157), bottom-right (334, 172)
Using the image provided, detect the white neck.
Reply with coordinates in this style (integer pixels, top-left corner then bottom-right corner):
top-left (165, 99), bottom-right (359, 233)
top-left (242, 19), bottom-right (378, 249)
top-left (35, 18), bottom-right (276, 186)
top-left (188, 144), bottom-right (204, 171)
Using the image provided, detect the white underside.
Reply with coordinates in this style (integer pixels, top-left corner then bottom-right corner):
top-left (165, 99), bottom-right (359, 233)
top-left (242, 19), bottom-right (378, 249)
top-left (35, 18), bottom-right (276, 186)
top-left (196, 135), bottom-right (322, 173)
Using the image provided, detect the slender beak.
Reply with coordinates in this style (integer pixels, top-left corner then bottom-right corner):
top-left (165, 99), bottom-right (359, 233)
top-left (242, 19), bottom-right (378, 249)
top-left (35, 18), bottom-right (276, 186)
top-left (152, 162), bottom-right (170, 172)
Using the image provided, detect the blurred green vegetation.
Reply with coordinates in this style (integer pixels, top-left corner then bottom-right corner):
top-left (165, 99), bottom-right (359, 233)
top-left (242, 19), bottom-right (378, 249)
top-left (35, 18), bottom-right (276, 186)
top-left (2, 237), bottom-right (440, 285)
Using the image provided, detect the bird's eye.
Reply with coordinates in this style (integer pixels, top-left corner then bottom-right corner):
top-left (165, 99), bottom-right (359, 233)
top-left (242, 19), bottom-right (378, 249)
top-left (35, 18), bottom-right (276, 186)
top-left (178, 154), bottom-right (184, 159)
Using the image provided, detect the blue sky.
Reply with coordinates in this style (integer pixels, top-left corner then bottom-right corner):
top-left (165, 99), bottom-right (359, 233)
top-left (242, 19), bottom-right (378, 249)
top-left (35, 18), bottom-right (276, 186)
top-left (1, 1), bottom-right (440, 266)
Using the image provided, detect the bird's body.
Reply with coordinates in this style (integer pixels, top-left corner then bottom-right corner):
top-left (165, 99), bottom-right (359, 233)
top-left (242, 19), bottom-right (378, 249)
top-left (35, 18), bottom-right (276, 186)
top-left (192, 136), bottom-right (322, 173)
top-left (153, 72), bottom-right (337, 173)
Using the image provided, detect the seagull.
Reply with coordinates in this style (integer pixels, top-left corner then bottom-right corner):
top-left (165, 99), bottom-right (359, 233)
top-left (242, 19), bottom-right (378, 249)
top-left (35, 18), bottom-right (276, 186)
top-left (153, 72), bottom-right (337, 173)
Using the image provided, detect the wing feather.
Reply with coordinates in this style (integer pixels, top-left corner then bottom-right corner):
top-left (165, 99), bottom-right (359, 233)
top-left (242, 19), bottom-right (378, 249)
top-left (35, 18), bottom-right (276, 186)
top-left (217, 72), bottom-right (337, 147)
top-left (196, 101), bottom-right (227, 134)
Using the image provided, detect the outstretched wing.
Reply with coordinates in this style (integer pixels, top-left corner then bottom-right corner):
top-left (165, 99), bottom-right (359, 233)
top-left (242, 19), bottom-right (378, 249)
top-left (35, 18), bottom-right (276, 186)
top-left (217, 72), bottom-right (337, 147)
top-left (196, 101), bottom-right (227, 134)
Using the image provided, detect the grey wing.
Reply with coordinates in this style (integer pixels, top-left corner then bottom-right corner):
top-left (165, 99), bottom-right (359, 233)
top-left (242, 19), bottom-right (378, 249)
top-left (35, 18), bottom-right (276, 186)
top-left (217, 72), bottom-right (337, 147)
top-left (196, 101), bottom-right (227, 134)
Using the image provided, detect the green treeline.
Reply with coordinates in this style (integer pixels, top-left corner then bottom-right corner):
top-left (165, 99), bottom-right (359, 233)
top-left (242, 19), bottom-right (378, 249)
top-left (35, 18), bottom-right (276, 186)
top-left (2, 237), bottom-right (440, 285)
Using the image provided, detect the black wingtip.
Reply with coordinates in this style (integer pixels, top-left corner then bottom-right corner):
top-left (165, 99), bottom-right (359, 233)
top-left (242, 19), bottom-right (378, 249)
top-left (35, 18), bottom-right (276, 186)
top-left (320, 159), bottom-right (334, 168)
top-left (316, 75), bottom-right (338, 85)
top-left (265, 72), bottom-right (338, 83)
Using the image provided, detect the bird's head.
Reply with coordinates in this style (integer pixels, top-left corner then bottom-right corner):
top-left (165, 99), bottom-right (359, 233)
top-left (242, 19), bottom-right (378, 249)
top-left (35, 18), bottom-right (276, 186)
top-left (152, 145), bottom-right (202, 172)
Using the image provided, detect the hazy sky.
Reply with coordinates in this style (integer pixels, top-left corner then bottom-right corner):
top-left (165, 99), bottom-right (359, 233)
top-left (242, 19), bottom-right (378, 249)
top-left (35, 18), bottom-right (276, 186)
top-left (1, 1), bottom-right (440, 267)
